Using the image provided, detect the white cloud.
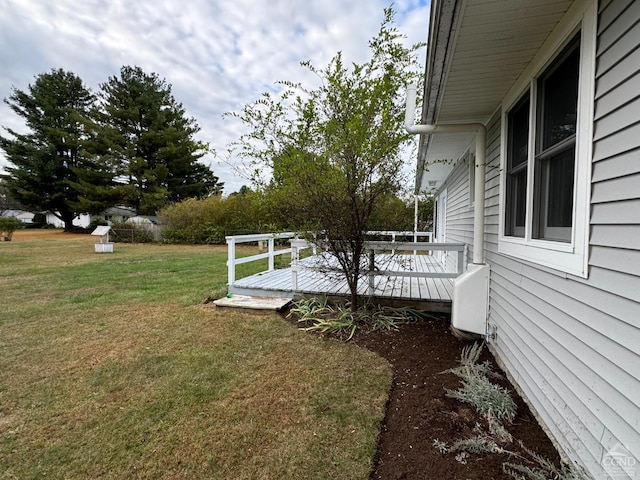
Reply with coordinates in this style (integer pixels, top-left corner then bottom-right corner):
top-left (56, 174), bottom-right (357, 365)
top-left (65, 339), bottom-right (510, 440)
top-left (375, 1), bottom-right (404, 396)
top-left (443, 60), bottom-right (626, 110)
top-left (0, 0), bottom-right (430, 194)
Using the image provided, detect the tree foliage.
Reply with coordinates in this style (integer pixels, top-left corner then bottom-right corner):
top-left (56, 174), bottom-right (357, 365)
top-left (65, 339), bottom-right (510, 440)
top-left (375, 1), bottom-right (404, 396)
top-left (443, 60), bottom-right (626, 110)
top-left (0, 180), bottom-right (24, 214)
top-left (226, 8), bottom-right (423, 309)
top-left (0, 66), bottom-right (224, 228)
top-left (94, 66), bottom-right (222, 215)
top-left (0, 69), bottom-right (96, 230)
top-left (0, 216), bottom-right (24, 241)
top-left (158, 192), bottom-right (268, 244)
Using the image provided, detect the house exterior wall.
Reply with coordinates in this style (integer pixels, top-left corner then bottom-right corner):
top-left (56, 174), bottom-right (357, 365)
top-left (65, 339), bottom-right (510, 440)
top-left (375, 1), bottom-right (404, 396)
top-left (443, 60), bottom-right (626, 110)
top-left (45, 212), bottom-right (91, 229)
top-left (437, 152), bottom-right (474, 273)
top-left (436, 1), bottom-right (640, 477)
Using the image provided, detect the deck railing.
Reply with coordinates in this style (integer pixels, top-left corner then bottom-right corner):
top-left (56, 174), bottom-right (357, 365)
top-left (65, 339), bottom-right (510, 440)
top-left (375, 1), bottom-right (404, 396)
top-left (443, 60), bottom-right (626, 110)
top-left (366, 230), bottom-right (434, 254)
top-left (226, 232), bottom-right (301, 287)
top-left (363, 241), bottom-right (465, 295)
top-left (225, 231), bottom-right (464, 295)
top-left (289, 237), bottom-right (465, 292)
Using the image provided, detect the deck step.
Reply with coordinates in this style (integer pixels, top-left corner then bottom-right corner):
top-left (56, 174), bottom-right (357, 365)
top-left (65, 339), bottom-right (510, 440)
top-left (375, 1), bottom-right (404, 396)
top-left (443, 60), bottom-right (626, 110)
top-left (213, 294), bottom-right (292, 311)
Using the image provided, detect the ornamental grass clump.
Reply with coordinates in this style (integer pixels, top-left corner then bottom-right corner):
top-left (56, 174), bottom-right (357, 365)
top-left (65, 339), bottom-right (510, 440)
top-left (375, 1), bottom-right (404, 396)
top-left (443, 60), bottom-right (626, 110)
top-left (288, 298), bottom-right (436, 341)
top-left (446, 364), bottom-right (517, 422)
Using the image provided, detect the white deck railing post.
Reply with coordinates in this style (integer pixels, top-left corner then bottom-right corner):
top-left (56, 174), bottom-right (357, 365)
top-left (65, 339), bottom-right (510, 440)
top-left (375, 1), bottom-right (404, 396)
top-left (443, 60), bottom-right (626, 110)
top-left (290, 238), bottom-right (307, 292)
top-left (268, 236), bottom-right (275, 271)
top-left (227, 237), bottom-right (236, 286)
top-left (368, 249), bottom-right (375, 296)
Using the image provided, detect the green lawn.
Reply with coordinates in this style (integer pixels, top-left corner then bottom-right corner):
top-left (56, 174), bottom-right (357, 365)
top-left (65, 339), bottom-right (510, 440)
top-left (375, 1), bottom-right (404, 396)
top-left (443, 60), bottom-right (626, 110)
top-left (0, 231), bottom-right (392, 479)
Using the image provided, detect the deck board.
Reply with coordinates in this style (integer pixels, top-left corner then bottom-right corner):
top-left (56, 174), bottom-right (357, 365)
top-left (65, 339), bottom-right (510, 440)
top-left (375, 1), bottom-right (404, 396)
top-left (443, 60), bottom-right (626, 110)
top-left (230, 253), bottom-right (455, 304)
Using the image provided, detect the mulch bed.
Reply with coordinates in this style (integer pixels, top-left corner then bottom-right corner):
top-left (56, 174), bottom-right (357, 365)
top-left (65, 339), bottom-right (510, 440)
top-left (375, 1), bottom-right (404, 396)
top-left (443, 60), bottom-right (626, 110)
top-left (354, 316), bottom-right (561, 480)
top-left (285, 310), bottom-right (563, 479)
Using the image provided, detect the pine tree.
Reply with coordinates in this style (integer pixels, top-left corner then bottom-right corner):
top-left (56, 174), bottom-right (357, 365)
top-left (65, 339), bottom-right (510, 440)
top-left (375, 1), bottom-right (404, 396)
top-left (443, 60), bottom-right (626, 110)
top-left (96, 66), bottom-right (222, 215)
top-left (0, 69), bottom-right (96, 230)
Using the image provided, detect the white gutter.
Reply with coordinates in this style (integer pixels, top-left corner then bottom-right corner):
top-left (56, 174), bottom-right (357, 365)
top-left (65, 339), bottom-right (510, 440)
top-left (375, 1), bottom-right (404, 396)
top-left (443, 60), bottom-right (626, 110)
top-left (405, 85), bottom-right (486, 265)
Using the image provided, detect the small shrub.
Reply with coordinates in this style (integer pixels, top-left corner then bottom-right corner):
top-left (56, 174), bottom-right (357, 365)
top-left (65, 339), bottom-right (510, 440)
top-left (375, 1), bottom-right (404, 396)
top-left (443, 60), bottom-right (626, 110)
top-left (449, 436), bottom-right (501, 455)
top-left (288, 298), bottom-right (436, 341)
top-left (433, 439), bottom-right (449, 454)
top-left (446, 365), bottom-right (517, 422)
top-left (88, 218), bottom-right (109, 231)
top-left (503, 442), bottom-right (586, 480)
top-left (24, 212), bottom-right (48, 229)
top-left (0, 216), bottom-right (25, 241)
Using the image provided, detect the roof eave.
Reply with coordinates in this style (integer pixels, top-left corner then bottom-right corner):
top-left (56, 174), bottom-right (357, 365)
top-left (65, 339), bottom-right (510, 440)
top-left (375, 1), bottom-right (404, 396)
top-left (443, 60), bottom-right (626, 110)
top-left (415, 0), bottom-right (464, 194)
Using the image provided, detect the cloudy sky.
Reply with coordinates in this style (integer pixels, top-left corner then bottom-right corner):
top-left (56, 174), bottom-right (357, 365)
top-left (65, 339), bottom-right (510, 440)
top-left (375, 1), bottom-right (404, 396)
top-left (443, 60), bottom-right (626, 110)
top-left (0, 0), bottom-right (430, 194)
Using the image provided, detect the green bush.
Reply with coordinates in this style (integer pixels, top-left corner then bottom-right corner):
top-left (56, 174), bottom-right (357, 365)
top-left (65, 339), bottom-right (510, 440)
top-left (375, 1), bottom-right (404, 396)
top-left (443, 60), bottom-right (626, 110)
top-left (23, 212), bottom-right (48, 229)
top-left (0, 216), bottom-right (25, 241)
top-left (158, 193), bottom-right (273, 244)
top-left (88, 218), bottom-right (109, 231)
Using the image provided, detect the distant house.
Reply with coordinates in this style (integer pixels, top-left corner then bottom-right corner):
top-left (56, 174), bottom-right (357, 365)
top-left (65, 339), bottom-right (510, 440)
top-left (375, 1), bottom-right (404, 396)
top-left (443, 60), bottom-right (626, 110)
top-left (15, 211), bottom-right (34, 223)
top-left (1, 210), bottom-right (34, 223)
top-left (44, 212), bottom-right (91, 229)
top-left (43, 207), bottom-right (136, 229)
top-left (101, 206), bottom-right (136, 225)
top-left (409, 0), bottom-right (639, 478)
top-left (125, 215), bottom-right (162, 241)
top-left (126, 215), bottom-right (159, 225)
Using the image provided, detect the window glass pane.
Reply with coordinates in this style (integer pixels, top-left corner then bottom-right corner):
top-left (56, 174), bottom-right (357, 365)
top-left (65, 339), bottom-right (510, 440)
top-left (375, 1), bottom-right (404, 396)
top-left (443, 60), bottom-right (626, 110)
top-left (546, 148), bottom-right (575, 228)
top-left (509, 95), bottom-right (529, 168)
top-left (505, 93), bottom-right (529, 237)
top-left (541, 44), bottom-right (579, 150)
top-left (535, 145), bottom-right (575, 242)
top-left (514, 171), bottom-right (527, 229)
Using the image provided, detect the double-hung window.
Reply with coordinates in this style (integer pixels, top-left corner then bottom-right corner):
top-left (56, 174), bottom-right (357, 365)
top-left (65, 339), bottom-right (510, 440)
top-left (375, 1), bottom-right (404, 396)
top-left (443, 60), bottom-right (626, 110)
top-left (506, 37), bottom-right (579, 243)
top-left (533, 37), bottom-right (580, 243)
top-left (499, 0), bottom-right (596, 278)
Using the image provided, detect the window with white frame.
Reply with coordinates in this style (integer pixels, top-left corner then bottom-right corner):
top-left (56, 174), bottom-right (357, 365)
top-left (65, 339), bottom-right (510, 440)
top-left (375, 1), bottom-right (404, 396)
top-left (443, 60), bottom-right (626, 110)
top-left (498, 0), bottom-right (596, 278)
top-left (533, 36), bottom-right (580, 243)
top-left (505, 36), bottom-right (580, 242)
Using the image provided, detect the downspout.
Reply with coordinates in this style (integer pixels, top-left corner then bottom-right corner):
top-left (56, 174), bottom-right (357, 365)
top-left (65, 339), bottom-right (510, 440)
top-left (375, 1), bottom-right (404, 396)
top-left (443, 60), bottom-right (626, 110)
top-left (405, 85), bottom-right (486, 264)
top-left (406, 85), bottom-right (490, 338)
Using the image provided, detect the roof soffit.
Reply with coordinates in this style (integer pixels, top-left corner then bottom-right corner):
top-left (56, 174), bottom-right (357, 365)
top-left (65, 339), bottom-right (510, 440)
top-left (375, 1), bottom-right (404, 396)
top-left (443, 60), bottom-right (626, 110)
top-left (416, 0), bottom-right (574, 194)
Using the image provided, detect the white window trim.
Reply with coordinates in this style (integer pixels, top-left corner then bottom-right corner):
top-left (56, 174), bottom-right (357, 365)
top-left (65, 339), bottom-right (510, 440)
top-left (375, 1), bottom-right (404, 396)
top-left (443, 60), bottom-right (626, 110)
top-left (498, 0), bottom-right (596, 279)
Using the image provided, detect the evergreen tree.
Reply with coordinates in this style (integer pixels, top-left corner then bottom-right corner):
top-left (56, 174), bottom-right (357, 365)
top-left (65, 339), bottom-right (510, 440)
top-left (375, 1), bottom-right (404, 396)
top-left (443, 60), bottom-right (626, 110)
top-left (0, 69), bottom-right (96, 230)
top-left (96, 66), bottom-right (222, 215)
top-left (0, 179), bottom-right (24, 214)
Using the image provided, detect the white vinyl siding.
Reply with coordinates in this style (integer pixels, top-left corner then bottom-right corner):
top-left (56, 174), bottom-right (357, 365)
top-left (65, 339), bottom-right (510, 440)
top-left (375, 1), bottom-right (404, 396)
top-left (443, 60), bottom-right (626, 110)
top-left (435, 1), bottom-right (640, 476)
top-left (436, 155), bottom-right (474, 273)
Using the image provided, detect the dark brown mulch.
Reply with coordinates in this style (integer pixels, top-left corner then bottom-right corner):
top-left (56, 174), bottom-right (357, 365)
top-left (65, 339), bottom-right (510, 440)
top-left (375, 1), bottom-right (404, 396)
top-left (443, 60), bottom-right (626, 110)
top-left (350, 316), bottom-right (561, 480)
top-left (283, 307), bottom-right (563, 480)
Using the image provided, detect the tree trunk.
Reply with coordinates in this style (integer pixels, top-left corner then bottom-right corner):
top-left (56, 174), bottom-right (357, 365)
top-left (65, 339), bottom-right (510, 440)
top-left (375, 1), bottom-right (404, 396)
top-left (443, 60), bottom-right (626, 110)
top-left (62, 213), bottom-right (75, 232)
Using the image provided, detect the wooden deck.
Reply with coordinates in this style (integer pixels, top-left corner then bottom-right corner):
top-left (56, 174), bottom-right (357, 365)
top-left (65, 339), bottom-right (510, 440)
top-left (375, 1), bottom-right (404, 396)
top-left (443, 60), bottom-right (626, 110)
top-left (229, 253), bottom-right (454, 310)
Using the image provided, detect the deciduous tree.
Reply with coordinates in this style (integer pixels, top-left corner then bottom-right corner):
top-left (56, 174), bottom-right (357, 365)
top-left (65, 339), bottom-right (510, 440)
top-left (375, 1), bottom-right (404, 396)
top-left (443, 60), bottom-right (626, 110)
top-left (227, 8), bottom-right (423, 309)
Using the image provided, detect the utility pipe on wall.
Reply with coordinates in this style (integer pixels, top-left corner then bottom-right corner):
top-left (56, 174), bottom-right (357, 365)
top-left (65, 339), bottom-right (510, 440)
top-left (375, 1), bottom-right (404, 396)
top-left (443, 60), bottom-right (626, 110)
top-left (405, 85), bottom-right (486, 265)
